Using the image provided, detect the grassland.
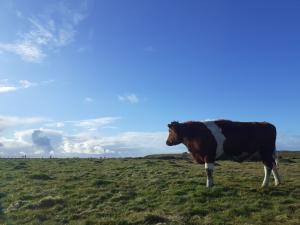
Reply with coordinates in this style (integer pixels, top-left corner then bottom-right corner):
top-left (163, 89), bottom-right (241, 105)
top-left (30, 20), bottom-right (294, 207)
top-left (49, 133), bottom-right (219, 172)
top-left (0, 152), bottom-right (299, 225)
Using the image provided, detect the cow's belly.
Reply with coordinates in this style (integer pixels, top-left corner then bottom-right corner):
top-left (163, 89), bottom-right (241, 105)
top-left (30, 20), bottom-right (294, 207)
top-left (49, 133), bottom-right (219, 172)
top-left (218, 149), bottom-right (261, 162)
top-left (232, 151), bottom-right (261, 162)
top-left (219, 138), bottom-right (262, 161)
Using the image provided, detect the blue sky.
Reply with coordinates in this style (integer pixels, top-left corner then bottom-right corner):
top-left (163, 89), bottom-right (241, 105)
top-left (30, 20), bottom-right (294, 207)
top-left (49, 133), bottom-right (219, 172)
top-left (0, 0), bottom-right (300, 157)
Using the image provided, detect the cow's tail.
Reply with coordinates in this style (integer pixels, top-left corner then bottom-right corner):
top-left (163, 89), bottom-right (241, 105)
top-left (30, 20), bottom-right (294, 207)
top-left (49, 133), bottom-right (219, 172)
top-left (273, 146), bottom-right (279, 169)
top-left (272, 124), bottom-right (279, 169)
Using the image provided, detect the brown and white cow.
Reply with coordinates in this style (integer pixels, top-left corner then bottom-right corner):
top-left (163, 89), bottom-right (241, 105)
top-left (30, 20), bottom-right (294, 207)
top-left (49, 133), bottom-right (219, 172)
top-left (166, 120), bottom-right (281, 188)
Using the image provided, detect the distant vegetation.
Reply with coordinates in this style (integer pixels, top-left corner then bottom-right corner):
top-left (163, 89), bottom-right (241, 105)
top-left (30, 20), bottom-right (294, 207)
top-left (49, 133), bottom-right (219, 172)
top-left (0, 152), bottom-right (299, 224)
top-left (144, 151), bottom-right (299, 161)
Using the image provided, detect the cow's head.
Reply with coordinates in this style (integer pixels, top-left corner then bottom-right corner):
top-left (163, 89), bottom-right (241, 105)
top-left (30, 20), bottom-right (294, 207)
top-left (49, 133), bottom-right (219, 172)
top-left (166, 121), bottom-right (183, 146)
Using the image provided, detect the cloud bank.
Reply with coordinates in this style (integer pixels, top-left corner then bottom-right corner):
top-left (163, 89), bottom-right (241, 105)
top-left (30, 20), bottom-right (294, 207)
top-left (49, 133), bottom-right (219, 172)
top-left (277, 133), bottom-right (300, 150)
top-left (0, 115), bottom-right (299, 158)
top-left (0, 115), bottom-right (184, 157)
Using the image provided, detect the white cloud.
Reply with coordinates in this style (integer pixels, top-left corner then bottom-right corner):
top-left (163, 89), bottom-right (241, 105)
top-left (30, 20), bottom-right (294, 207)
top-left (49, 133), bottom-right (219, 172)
top-left (118, 93), bottom-right (139, 104)
top-left (0, 2), bottom-right (87, 62)
top-left (45, 122), bottom-right (65, 128)
top-left (47, 117), bottom-right (120, 132)
top-left (0, 79), bottom-right (17, 93)
top-left (63, 131), bottom-right (184, 157)
top-left (0, 115), bottom-right (46, 131)
top-left (0, 136), bottom-right (33, 156)
top-left (0, 79), bottom-right (48, 94)
top-left (41, 80), bottom-right (55, 85)
top-left (0, 86), bottom-right (17, 93)
top-left (0, 42), bottom-right (45, 62)
top-left (19, 80), bottom-right (37, 89)
top-left (62, 136), bottom-right (108, 154)
top-left (75, 117), bottom-right (121, 129)
top-left (0, 128), bottom-right (63, 157)
top-left (84, 97), bottom-right (94, 102)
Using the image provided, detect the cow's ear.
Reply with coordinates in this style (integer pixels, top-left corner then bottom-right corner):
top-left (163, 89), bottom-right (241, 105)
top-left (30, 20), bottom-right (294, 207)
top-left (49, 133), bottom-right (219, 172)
top-left (168, 124), bottom-right (171, 128)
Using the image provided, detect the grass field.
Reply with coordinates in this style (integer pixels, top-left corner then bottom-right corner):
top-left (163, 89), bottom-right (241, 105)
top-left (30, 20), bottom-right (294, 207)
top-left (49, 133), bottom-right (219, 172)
top-left (0, 152), bottom-right (299, 225)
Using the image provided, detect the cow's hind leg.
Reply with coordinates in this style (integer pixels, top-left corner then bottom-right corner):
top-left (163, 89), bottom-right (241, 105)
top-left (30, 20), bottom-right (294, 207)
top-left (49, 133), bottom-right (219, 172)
top-left (261, 151), bottom-right (281, 186)
top-left (205, 163), bottom-right (214, 188)
top-left (262, 164), bottom-right (272, 188)
top-left (262, 161), bottom-right (281, 187)
top-left (261, 154), bottom-right (277, 188)
top-left (271, 157), bottom-right (281, 186)
top-left (272, 166), bottom-right (281, 186)
top-left (260, 144), bottom-right (278, 188)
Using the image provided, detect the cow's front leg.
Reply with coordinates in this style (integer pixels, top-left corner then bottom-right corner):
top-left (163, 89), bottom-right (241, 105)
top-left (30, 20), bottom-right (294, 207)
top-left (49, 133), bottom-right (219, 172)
top-left (205, 162), bottom-right (214, 188)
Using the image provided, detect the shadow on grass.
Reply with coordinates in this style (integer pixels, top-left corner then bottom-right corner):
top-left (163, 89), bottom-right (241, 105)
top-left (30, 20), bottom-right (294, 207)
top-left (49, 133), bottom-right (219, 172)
top-left (0, 202), bottom-right (6, 223)
top-left (27, 196), bottom-right (65, 209)
top-left (143, 214), bottom-right (169, 224)
top-left (13, 161), bottom-right (28, 170)
top-left (201, 186), bottom-right (239, 198)
top-left (257, 187), bottom-right (290, 197)
top-left (93, 179), bottom-right (114, 187)
top-left (29, 173), bottom-right (53, 180)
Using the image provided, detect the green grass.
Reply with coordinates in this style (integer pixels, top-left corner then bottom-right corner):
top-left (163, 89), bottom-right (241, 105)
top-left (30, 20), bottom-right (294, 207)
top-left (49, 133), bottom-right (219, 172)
top-left (0, 153), bottom-right (299, 225)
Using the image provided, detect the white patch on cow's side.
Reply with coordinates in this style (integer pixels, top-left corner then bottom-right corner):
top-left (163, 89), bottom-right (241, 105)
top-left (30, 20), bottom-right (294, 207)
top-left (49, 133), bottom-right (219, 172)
top-left (205, 162), bottom-right (214, 170)
top-left (262, 166), bottom-right (271, 187)
top-left (203, 121), bottom-right (226, 159)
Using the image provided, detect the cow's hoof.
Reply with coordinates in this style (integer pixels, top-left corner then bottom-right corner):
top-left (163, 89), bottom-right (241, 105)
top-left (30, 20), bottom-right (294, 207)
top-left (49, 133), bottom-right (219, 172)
top-left (206, 184), bottom-right (214, 188)
top-left (275, 182), bottom-right (281, 186)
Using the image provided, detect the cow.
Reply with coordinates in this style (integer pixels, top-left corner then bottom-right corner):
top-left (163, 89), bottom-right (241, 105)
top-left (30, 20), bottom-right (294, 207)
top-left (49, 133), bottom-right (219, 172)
top-left (166, 120), bottom-right (281, 188)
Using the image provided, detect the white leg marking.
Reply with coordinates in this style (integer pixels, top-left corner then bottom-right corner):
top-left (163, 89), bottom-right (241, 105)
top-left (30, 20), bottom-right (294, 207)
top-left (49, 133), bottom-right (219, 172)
top-left (262, 166), bottom-right (271, 188)
top-left (272, 166), bottom-right (281, 186)
top-left (205, 163), bottom-right (214, 188)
